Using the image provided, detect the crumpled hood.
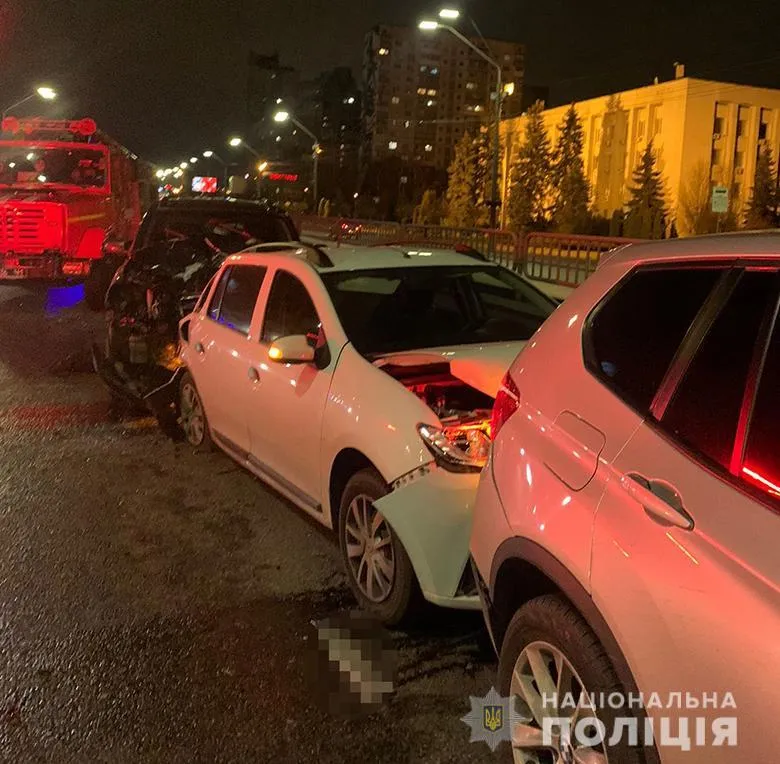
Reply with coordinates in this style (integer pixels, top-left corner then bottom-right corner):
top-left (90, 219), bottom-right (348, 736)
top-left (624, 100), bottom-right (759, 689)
top-left (373, 342), bottom-right (525, 398)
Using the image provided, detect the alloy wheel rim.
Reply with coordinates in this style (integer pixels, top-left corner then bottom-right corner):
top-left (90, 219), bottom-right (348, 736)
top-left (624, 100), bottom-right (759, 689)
top-left (344, 494), bottom-right (395, 603)
top-left (180, 382), bottom-right (205, 446)
top-left (509, 640), bottom-right (609, 764)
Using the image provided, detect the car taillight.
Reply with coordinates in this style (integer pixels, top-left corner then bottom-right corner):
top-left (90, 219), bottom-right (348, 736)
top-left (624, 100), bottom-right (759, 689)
top-left (491, 372), bottom-right (520, 440)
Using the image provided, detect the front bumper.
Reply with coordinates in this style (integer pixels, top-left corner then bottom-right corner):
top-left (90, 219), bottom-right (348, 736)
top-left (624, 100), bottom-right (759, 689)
top-left (374, 465), bottom-right (481, 611)
top-left (0, 252), bottom-right (89, 280)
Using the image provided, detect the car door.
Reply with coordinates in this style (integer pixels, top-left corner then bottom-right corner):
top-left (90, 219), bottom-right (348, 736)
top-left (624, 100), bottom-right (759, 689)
top-left (187, 263), bottom-right (267, 455)
top-left (243, 267), bottom-right (335, 514)
top-left (591, 266), bottom-right (780, 761)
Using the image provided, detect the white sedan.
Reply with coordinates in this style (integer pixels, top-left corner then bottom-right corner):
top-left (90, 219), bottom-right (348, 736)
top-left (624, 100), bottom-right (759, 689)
top-left (178, 243), bottom-right (556, 624)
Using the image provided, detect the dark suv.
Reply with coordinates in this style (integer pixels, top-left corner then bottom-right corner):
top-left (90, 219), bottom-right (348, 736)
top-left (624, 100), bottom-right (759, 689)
top-left (93, 196), bottom-right (298, 419)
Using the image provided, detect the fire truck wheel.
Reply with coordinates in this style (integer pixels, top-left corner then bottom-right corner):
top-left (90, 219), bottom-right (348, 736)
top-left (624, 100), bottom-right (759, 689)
top-left (85, 259), bottom-right (114, 311)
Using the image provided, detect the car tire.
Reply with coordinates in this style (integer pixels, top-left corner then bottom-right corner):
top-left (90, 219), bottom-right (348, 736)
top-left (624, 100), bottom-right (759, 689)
top-left (338, 468), bottom-right (423, 627)
top-left (84, 259), bottom-right (114, 312)
top-left (498, 595), bottom-right (648, 764)
top-left (178, 372), bottom-right (212, 451)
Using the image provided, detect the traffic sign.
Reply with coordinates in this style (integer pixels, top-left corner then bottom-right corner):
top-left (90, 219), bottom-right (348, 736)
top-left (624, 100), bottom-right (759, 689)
top-left (712, 185), bottom-right (729, 214)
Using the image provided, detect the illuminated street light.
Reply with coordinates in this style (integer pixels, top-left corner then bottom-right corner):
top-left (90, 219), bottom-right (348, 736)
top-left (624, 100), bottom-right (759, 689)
top-left (257, 161), bottom-right (268, 173)
top-left (179, 161), bottom-right (189, 170)
top-left (155, 169), bottom-right (165, 179)
top-left (438, 8), bottom-right (460, 19)
top-left (189, 156), bottom-right (198, 164)
top-left (273, 110), bottom-right (321, 208)
top-left (419, 14), bottom-right (502, 228)
top-left (228, 136), bottom-right (243, 148)
top-left (2, 84), bottom-right (59, 121)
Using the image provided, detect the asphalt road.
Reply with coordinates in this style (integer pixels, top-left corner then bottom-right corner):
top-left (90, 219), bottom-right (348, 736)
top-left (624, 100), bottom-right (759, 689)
top-left (0, 282), bottom-right (501, 763)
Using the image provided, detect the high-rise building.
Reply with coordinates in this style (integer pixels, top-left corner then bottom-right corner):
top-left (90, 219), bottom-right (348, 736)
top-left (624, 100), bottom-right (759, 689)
top-left (362, 24), bottom-right (524, 171)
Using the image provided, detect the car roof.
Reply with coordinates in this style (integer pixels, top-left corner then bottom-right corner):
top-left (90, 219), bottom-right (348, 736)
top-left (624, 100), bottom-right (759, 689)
top-left (234, 243), bottom-right (495, 272)
top-left (155, 195), bottom-right (288, 216)
top-left (607, 230), bottom-right (780, 267)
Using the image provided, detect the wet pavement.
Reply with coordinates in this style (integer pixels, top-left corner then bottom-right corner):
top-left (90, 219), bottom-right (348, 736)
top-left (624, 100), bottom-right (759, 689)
top-left (0, 283), bottom-right (499, 763)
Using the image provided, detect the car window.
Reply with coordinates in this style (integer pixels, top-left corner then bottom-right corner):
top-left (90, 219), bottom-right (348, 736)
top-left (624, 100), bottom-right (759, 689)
top-left (207, 265), bottom-right (267, 335)
top-left (661, 270), bottom-right (778, 469)
top-left (585, 267), bottom-right (725, 412)
top-left (742, 302), bottom-right (780, 502)
top-left (262, 270), bottom-right (320, 344)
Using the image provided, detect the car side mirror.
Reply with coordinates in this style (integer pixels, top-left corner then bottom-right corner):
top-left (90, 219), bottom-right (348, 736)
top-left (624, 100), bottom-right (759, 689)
top-left (103, 238), bottom-right (129, 258)
top-left (268, 335), bottom-right (316, 365)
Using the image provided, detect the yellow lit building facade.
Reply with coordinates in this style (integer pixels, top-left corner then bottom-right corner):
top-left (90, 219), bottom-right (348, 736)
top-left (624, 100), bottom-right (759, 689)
top-left (500, 72), bottom-right (780, 234)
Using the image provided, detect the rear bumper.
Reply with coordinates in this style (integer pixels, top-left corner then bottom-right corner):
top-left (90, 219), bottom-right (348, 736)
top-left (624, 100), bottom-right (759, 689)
top-left (0, 252), bottom-right (91, 279)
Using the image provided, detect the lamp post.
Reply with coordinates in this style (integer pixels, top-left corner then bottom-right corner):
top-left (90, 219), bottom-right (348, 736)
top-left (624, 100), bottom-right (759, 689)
top-left (2, 85), bottom-right (58, 122)
top-left (227, 136), bottom-right (263, 160)
top-left (203, 150), bottom-right (229, 189)
top-left (419, 15), bottom-right (503, 229)
top-left (274, 110), bottom-right (321, 212)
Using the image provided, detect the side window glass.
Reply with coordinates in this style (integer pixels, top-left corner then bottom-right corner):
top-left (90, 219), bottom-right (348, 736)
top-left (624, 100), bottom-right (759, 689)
top-left (742, 303), bottom-right (780, 500)
top-left (262, 271), bottom-right (320, 344)
top-left (207, 267), bottom-right (231, 321)
top-left (585, 267), bottom-right (724, 411)
top-left (661, 271), bottom-right (777, 468)
top-left (215, 266), bottom-right (267, 335)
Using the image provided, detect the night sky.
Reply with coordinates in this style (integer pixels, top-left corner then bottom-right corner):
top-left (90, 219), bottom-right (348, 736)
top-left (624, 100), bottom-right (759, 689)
top-left (0, 0), bottom-right (776, 163)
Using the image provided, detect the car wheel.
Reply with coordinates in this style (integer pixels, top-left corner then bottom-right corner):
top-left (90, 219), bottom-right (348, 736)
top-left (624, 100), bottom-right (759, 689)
top-left (178, 372), bottom-right (212, 450)
top-left (498, 595), bottom-right (647, 764)
top-left (338, 468), bottom-right (422, 627)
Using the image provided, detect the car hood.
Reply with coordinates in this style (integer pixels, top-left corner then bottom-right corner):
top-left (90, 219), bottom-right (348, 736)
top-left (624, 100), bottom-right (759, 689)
top-left (372, 342), bottom-right (525, 397)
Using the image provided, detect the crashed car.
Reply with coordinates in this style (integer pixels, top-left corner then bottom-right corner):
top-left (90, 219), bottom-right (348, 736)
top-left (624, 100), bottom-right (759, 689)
top-left (93, 196), bottom-right (298, 420)
top-left (177, 243), bottom-right (557, 624)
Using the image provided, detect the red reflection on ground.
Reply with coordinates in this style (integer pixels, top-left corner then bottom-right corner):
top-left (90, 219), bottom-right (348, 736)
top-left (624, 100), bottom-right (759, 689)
top-left (0, 402), bottom-right (110, 430)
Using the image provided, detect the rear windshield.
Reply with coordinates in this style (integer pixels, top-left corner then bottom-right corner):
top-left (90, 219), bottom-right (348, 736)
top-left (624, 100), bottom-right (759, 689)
top-left (322, 265), bottom-right (556, 355)
top-left (141, 208), bottom-right (296, 253)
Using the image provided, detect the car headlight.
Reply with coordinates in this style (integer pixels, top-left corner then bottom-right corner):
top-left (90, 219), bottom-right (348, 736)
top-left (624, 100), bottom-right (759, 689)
top-left (417, 423), bottom-right (490, 473)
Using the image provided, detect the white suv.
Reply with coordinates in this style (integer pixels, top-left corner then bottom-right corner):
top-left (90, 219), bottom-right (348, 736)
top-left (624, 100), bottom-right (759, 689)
top-left (471, 234), bottom-right (780, 763)
top-left (178, 243), bottom-right (556, 624)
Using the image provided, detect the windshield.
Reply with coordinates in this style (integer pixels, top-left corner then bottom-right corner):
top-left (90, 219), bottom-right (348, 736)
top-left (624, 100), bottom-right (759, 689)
top-left (322, 265), bottom-right (556, 355)
top-left (0, 145), bottom-right (107, 189)
top-left (141, 208), bottom-right (297, 254)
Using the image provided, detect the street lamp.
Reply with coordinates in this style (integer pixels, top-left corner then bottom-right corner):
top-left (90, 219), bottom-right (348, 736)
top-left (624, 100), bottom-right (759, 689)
top-left (419, 15), bottom-right (503, 229)
top-left (179, 161), bottom-right (189, 170)
top-left (203, 150), bottom-right (229, 188)
top-left (2, 85), bottom-right (58, 121)
top-left (227, 136), bottom-right (263, 159)
top-left (274, 109), bottom-right (321, 210)
top-left (189, 156), bottom-right (198, 164)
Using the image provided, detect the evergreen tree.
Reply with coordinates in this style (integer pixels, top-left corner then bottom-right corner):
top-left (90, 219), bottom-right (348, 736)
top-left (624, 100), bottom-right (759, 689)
top-left (414, 189), bottom-right (443, 225)
top-left (444, 131), bottom-right (479, 228)
top-left (472, 126), bottom-right (494, 226)
top-left (624, 142), bottom-right (667, 239)
top-left (744, 144), bottom-right (778, 229)
top-left (507, 101), bottom-right (552, 231)
top-left (551, 104), bottom-right (591, 233)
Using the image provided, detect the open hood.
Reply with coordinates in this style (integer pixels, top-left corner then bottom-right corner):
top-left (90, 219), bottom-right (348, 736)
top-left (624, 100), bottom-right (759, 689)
top-left (373, 342), bottom-right (525, 398)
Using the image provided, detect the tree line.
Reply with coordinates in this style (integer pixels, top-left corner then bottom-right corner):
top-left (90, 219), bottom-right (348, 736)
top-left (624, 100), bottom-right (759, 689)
top-left (419, 100), bottom-right (780, 237)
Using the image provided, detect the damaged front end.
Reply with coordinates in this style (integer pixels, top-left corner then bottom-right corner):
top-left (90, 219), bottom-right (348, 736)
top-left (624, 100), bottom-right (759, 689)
top-left (371, 358), bottom-right (499, 609)
top-left (95, 238), bottom-right (218, 422)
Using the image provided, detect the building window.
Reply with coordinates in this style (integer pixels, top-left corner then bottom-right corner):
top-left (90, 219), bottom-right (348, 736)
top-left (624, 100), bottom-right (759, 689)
top-left (404, 120), bottom-right (411, 128)
top-left (426, 100), bottom-right (436, 107)
top-left (417, 88), bottom-right (427, 95)
top-left (378, 47), bottom-right (390, 56)
top-left (430, 67), bottom-right (439, 75)
top-left (427, 89), bottom-right (437, 96)
top-left (391, 96), bottom-right (400, 104)
top-left (425, 144), bottom-right (433, 152)
top-left (466, 82), bottom-right (477, 90)
top-left (713, 116), bottom-right (725, 136)
top-left (711, 148), bottom-right (722, 166)
top-left (759, 122), bottom-right (769, 140)
top-left (474, 105), bottom-right (484, 112)
top-left (420, 65), bottom-right (428, 72)
top-left (735, 151), bottom-right (745, 168)
top-left (737, 120), bottom-right (746, 138)
top-left (388, 141), bottom-right (398, 150)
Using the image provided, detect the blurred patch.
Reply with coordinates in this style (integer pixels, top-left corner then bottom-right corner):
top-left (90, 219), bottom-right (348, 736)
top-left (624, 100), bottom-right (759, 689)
top-left (306, 612), bottom-right (397, 718)
top-left (45, 283), bottom-right (85, 315)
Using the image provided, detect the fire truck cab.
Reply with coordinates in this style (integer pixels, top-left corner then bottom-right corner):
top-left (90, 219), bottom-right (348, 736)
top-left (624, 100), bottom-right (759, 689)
top-left (0, 116), bottom-right (155, 281)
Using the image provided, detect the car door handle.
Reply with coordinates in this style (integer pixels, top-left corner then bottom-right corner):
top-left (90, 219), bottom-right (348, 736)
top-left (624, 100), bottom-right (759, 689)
top-left (194, 342), bottom-right (205, 355)
top-left (247, 366), bottom-right (260, 382)
top-left (622, 473), bottom-right (694, 530)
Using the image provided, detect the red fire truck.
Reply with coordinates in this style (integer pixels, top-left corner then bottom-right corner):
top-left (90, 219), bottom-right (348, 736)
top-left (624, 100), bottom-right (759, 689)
top-left (0, 116), bottom-right (155, 280)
